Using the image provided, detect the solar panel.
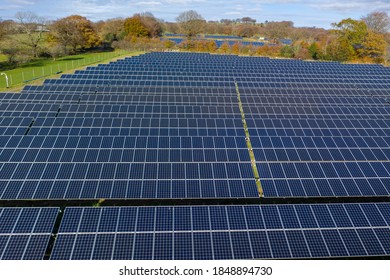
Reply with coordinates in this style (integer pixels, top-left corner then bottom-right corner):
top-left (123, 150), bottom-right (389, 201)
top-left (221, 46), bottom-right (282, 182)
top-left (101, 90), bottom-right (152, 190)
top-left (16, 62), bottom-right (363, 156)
top-left (50, 203), bottom-right (390, 259)
top-left (0, 207), bottom-right (59, 260)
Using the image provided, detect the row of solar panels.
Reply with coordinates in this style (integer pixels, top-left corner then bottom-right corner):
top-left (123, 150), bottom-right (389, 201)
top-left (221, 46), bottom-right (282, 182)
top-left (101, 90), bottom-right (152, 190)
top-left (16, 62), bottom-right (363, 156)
top-left (2, 111), bottom-right (389, 123)
top-left (120, 54), bottom-right (380, 66)
top-left (19, 85), bottom-right (388, 97)
top-left (121, 52), bottom-right (382, 67)
top-left (84, 67), bottom-right (390, 77)
top-left (2, 146), bottom-right (389, 163)
top-left (2, 102), bottom-right (385, 115)
top-left (44, 75), bottom-right (390, 84)
top-left (64, 72), bottom-right (390, 79)
top-left (72, 72), bottom-right (390, 82)
top-left (0, 166), bottom-right (387, 198)
top-left (4, 116), bottom-right (390, 129)
top-left (94, 65), bottom-right (390, 75)
top-left (1, 204), bottom-right (390, 259)
top-left (2, 127), bottom-right (388, 138)
top-left (38, 79), bottom-right (390, 90)
top-left (1, 95), bottom-right (388, 113)
top-left (1, 95), bottom-right (385, 108)
top-left (2, 134), bottom-right (389, 149)
top-left (101, 56), bottom-right (387, 66)
top-left (0, 148), bottom-right (251, 163)
top-left (165, 38), bottom-right (267, 48)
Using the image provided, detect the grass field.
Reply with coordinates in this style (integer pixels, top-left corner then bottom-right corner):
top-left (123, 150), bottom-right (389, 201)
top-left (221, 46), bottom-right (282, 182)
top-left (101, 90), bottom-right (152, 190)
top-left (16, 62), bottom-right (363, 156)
top-left (0, 50), bottom-right (143, 90)
top-left (0, 54), bottom-right (7, 63)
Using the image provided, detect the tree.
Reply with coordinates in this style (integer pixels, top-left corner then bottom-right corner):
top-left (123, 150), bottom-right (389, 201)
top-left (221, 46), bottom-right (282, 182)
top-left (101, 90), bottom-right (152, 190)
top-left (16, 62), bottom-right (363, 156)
top-left (176, 10), bottom-right (205, 38)
top-left (331, 17), bottom-right (388, 62)
top-left (241, 17), bottom-right (256, 24)
top-left (308, 42), bottom-right (320, 60)
top-left (219, 42), bottom-right (230, 54)
top-left (235, 24), bottom-right (257, 38)
top-left (207, 40), bottom-right (218, 52)
top-left (0, 19), bottom-right (8, 40)
top-left (0, 39), bottom-right (24, 65)
top-left (137, 12), bottom-right (162, 37)
top-left (280, 45), bottom-right (295, 58)
top-left (220, 19), bottom-right (233, 25)
top-left (325, 37), bottom-right (355, 61)
top-left (331, 18), bottom-right (368, 60)
top-left (0, 20), bottom-right (17, 41)
top-left (264, 21), bottom-right (293, 43)
top-left (49, 15), bottom-right (100, 53)
top-left (231, 42), bottom-right (241, 54)
top-left (362, 11), bottom-right (390, 34)
top-left (162, 22), bottom-right (180, 35)
top-left (294, 44), bottom-right (312, 60)
top-left (97, 18), bottom-right (126, 44)
top-left (124, 16), bottom-right (150, 38)
top-left (124, 13), bottom-right (163, 39)
top-left (332, 18), bottom-right (367, 47)
top-left (362, 30), bottom-right (387, 62)
top-left (15, 11), bottom-right (46, 58)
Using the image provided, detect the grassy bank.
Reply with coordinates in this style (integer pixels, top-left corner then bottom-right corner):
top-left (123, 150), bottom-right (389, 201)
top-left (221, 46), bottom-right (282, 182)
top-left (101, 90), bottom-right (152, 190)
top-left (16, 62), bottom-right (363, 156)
top-left (0, 50), bottom-right (143, 90)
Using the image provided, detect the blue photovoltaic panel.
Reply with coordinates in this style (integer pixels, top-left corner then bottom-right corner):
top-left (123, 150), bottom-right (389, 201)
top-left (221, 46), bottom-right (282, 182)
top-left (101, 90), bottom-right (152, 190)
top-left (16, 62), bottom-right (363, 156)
top-left (50, 203), bottom-right (390, 260)
top-left (0, 207), bottom-right (59, 260)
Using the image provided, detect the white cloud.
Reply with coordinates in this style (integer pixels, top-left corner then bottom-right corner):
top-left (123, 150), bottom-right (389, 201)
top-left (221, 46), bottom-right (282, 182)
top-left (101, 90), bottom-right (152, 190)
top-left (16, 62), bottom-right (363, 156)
top-left (313, 1), bottom-right (390, 12)
top-left (224, 11), bottom-right (242, 15)
top-left (2, 0), bottom-right (35, 9)
top-left (165, 0), bottom-right (206, 3)
top-left (135, 1), bottom-right (162, 5)
top-left (6, 0), bottom-right (35, 4)
top-left (2, 0), bottom-right (390, 28)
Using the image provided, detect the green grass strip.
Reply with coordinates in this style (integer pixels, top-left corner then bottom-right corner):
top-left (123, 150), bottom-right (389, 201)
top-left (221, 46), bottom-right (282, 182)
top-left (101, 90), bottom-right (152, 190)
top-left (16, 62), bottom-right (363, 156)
top-left (0, 50), bottom-right (143, 90)
top-left (235, 81), bottom-right (264, 198)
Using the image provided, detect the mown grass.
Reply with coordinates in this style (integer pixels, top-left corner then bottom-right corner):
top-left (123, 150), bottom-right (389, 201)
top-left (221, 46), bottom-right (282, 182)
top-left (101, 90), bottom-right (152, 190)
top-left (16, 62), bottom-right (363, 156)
top-left (0, 50), bottom-right (144, 90)
top-left (235, 81), bottom-right (264, 198)
top-left (0, 54), bottom-right (7, 63)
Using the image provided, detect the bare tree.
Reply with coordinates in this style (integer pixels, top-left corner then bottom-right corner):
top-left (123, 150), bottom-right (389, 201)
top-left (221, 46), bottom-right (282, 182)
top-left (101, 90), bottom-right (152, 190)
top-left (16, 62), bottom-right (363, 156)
top-left (15, 11), bottom-right (46, 58)
top-left (176, 10), bottom-right (205, 38)
top-left (362, 11), bottom-right (390, 34)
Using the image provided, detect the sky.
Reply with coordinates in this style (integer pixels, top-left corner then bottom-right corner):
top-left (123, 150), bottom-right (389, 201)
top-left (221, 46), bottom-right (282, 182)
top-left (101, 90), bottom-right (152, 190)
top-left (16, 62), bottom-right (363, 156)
top-left (1, 0), bottom-right (390, 29)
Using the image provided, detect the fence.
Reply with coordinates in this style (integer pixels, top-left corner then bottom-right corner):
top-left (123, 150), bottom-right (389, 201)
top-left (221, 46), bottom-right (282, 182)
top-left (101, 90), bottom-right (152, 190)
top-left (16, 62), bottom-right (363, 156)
top-left (0, 50), bottom-right (132, 90)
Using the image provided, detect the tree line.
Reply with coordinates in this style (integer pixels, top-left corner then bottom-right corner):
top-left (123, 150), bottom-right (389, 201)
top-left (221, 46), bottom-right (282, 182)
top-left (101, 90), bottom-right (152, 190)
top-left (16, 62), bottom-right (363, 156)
top-left (1, 10), bottom-right (390, 67)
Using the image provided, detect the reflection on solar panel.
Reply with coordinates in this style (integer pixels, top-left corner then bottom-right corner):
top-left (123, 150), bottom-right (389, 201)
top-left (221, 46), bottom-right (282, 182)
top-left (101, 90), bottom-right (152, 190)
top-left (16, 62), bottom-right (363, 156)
top-left (1, 52), bottom-right (389, 259)
top-left (0, 207), bottom-right (59, 260)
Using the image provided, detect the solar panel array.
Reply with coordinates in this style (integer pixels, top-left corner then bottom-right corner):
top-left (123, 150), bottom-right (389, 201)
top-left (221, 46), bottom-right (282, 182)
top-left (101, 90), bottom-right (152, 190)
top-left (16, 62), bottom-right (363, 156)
top-left (163, 35), bottom-right (267, 47)
top-left (0, 52), bottom-right (389, 259)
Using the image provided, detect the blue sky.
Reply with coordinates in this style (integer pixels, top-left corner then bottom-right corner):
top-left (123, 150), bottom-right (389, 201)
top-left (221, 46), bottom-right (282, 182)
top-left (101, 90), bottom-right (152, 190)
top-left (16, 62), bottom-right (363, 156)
top-left (1, 0), bottom-right (390, 29)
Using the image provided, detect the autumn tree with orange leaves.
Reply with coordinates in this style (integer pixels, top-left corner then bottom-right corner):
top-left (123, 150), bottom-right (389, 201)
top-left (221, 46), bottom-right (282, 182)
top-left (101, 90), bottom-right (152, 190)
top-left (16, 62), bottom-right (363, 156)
top-left (48, 15), bottom-right (100, 53)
